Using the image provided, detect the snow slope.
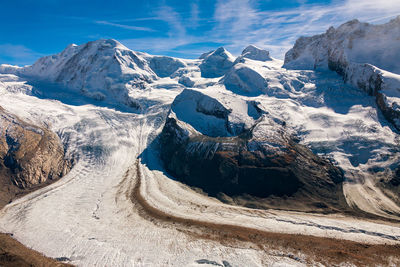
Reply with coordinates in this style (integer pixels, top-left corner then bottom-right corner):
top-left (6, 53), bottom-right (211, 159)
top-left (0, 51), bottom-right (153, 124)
top-left (284, 17), bottom-right (400, 130)
top-left (284, 16), bottom-right (400, 74)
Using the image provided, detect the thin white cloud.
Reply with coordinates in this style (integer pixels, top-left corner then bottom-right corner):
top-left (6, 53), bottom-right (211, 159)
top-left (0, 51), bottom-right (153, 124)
top-left (189, 1), bottom-right (200, 28)
top-left (0, 44), bottom-right (43, 66)
top-left (90, 0), bottom-right (400, 60)
top-left (155, 4), bottom-right (186, 38)
top-left (208, 0), bottom-right (400, 59)
top-left (213, 0), bottom-right (259, 34)
top-left (95, 20), bottom-right (156, 32)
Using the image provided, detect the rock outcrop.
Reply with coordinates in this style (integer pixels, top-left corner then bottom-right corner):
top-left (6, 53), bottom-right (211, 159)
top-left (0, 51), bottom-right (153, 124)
top-left (159, 89), bottom-right (346, 212)
top-left (390, 168), bottom-right (400, 187)
top-left (0, 107), bottom-right (71, 191)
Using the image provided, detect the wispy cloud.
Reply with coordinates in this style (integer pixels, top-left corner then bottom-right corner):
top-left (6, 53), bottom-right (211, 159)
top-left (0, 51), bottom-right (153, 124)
top-left (189, 1), bottom-right (200, 29)
top-left (45, 0), bottom-right (400, 60)
top-left (155, 4), bottom-right (186, 38)
top-left (213, 0), bottom-right (259, 34)
top-left (121, 2), bottom-right (209, 57)
top-left (207, 0), bottom-right (400, 59)
top-left (0, 44), bottom-right (43, 66)
top-left (95, 20), bottom-right (156, 32)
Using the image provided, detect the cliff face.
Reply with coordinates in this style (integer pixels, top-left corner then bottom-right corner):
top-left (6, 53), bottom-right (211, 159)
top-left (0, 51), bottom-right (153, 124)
top-left (0, 107), bottom-right (71, 206)
top-left (159, 89), bottom-right (347, 212)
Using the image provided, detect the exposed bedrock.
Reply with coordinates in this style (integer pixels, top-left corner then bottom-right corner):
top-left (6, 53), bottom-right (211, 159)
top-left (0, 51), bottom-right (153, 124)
top-left (0, 107), bottom-right (72, 191)
top-left (390, 168), bottom-right (400, 187)
top-left (159, 90), bottom-right (346, 212)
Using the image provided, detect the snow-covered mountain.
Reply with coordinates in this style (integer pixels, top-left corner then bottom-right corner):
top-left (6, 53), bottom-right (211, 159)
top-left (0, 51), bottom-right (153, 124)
top-left (0, 39), bottom-right (189, 108)
top-left (0, 17), bottom-right (400, 266)
top-left (284, 16), bottom-right (400, 130)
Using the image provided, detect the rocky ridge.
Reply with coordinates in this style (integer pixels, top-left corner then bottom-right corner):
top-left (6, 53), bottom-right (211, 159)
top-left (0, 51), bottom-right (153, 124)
top-left (0, 107), bottom-right (71, 206)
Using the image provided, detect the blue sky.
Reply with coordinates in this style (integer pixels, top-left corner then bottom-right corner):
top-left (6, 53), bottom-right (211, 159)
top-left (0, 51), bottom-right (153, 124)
top-left (1, 0), bottom-right (400, 65)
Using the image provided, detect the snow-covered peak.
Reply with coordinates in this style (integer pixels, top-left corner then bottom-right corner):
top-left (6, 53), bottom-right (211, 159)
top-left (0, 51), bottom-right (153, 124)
top-left (148, 56), bottom-right (186, 77)
top-left (0, 64), bottom-right (22, 75)
top-left (284, 17), bottom-right (400, 131)
top-left (169, 88), bottom-right (262, 137)
top-left (241, 45), bottom-right (271, 61)
top-left (23, 39), bottom-right (153, 79)
top-left (199, 47), bottom-right (235, 78)
top-left (199, 50), bottom-right (214, 59)
top-left (284, 17), bottom-right (400, 74)
top-left (11, 39), bottom-right (157, 106)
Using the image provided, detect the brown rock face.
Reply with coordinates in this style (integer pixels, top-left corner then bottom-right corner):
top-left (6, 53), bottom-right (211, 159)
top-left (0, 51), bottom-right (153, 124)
top-left (0, 107), bottom-right (71, 205)
top-left (159, 116), bottom-right (347, 213)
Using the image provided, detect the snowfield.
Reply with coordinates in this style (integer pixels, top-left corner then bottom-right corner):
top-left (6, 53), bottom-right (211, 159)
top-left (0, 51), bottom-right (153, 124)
top-left (0, 18), bottom-right (400, 266)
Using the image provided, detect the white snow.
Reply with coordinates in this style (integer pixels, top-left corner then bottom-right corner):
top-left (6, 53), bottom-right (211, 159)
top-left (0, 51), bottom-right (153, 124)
top-left (284, 16), bottom-right (400, 74)
top-left (199, 47), bottom-right (235, 78)
top-left (241, 45), bottom-right (272, 62)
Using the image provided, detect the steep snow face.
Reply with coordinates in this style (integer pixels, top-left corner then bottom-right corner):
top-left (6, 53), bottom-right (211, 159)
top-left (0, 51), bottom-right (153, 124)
top-left (199, 47), bottom-right (235, 78)
top-left (241, 45), bottom-right (271, 61)
top-left (345, 63), bottom-right (400, 129)
top-left (284, 17), bottom-right (400, 74)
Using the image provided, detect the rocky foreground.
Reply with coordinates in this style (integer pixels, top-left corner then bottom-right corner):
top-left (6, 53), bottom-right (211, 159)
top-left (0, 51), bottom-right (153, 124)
top-left (0, 107), bottom-right (71, 207)
top-left (0, 107), bottom-right (72, 266)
